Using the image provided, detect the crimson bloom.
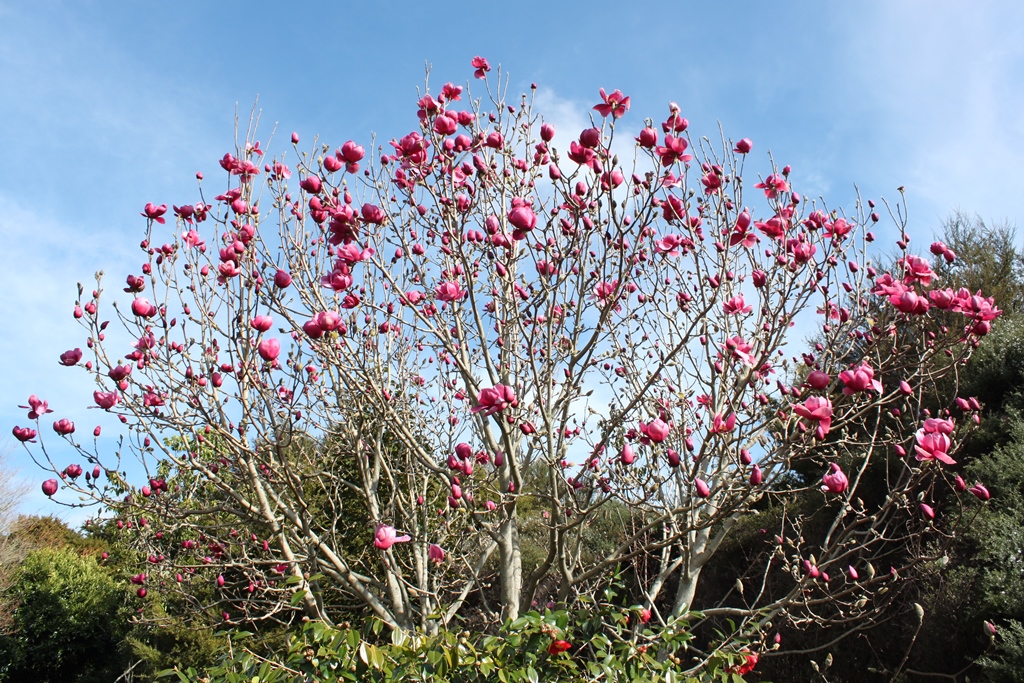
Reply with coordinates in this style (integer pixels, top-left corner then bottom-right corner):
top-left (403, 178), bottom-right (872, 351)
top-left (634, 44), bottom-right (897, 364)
top-left (274, 270), bottom-right (292, 288)
top-left (593, 88), bottom-right (630, 118)
top-left (821, 463), bottom-right (848, 494)
top-left (41, 479), bottom-right (58, 496)
top-left (640, 418), bottom-right (670, 443)
top-left (839, 363), bottom-right (882, 395)
top-left (914, 418), bottom-right (956, 465)
top-left (435, 281), bottom-right (466, 302)
top-left (793, 396), bottom-right (833, 440)
top-left (754, 173), bottom-right (789, 198)
top-left (258, 338), bottom-right (281, 362)
top-left (59, 348), bottom-right (83, 366)
top-left (727, 653), bottom-right (758, 676)
top-left (53, 418), bottom-right (75, 435)
top-left (508, 201), bottom-right (537, 239)
top-left (471, 384), bottom-right (517, 416)
top-left (20, 395), bottom-right (53, 420)
top-left (969, 483), bottom-right (991, 501)
top-left (12, 426), bottom-right (36, 443)
top-left (428, 543), bottom-right (445, 564)
top-left (806, 370), bottom-right (830, 390)
top-left (547, 640), bottom-right (572, 655)
top-left (141, 202), bottom-right (167, 223)
top-left (471, 56), bottom-right (491, 79)
top-left (373, 524), bottom-right (411, 550)
top-left (93, 391), bottom-right (119, 410)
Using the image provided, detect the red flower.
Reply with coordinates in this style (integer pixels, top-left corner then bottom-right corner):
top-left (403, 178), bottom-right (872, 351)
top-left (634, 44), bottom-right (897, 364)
top-left (547, 639), bottom-right (571, 655)
top-left (727, 653), bottom-right (758, 675)
top-left (593, 88), bottom-right (630, 119)
top-left (471, 56), bottom-right (491, 79)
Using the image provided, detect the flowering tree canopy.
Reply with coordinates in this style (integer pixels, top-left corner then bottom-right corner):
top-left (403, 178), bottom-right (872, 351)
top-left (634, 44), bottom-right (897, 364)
top-left (13, 60), bottom-right (999, 667)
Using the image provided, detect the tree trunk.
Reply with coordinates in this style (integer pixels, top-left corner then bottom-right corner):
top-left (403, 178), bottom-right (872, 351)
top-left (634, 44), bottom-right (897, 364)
top-left (498, 513), bottom-right (522, 622)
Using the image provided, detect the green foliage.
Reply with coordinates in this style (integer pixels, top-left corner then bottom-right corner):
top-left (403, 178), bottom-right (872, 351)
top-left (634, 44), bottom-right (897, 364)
top-left (0, 547), bottom-right (130, 683)
top-left (165, 596), bottom-right (762, 683)
top-left (122, 595), bottom-right (227, 680)
top-left (976, 620), bottom-right (1024, 683)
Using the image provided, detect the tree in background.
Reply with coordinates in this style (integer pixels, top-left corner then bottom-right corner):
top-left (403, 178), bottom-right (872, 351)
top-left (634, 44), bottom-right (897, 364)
top-left (10, 60), bottom-right (1003, 675)
top-left (0, 449), bottom-right (29, 633)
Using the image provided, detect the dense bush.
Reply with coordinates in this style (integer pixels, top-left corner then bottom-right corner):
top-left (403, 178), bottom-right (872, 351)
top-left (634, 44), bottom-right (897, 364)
top-left (165, 591), bottom-right (760, 682)
top-left (0, 547), bottom-right (130, 683)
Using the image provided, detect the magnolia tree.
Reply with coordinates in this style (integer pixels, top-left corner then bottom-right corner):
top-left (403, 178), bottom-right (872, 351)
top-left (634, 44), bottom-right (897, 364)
top-left (13, 60), bottom-right (1000, 660)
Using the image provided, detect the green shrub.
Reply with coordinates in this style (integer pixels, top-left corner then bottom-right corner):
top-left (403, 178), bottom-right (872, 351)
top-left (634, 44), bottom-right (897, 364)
top-left (164, 593), bottom-right (763, 682)
top-left (0, 547), bottom-right (130, 683)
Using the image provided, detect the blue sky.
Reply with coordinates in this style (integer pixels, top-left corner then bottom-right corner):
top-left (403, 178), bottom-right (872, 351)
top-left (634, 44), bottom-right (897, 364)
top-left (2, 0), bottom-right (1023, 523)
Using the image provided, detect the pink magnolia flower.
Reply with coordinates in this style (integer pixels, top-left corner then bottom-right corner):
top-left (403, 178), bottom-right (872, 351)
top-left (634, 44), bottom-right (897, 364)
top-left (340, 140), bottom-right (365, 164)
top-left (20, 393), bottom-right (52, 419)
top-left (722, 296), bottom-right (752, 315)
top-left (403, 290), bottom-right (424, 306)
top-left (750, 464), bottom-right (763, 486)
top-left (839, 363), bottom-right (882, 395)
top-left (968, 483), bottom-right (991, 501)
top-left (131, 298), bottom-right (158, 318)
top-left (592, 280), bottom-right (619, 308)
top-left (274, 270), bottom-right (292, 288)
top-left (59, 348), bottom-right (83, 366)
top-left (141, 202), bottom-right (167, 223)
top-left (314, 310), bottom-right (342, 332)
top-left (620, 442), bottom-right (636, 465)
top-left (640, 419), bottom-right (670, 443)
top-left (900, 255), bottom-right (935, 286)
top-left (300, 175), bottom-right (322, 194)
top-left (471, 56), bottom-right (491, 79)
top-left (636, 127), bottom-right (658, 148)
top-left (654, 135), bottom-right (692, 166)
top-left (754, 173), bottom-right (789, 198)
top-left (508, 200), bottom-right (537, 240)
top-left (655, 234), bottom-right (685, 256)
top-left (435, 281), bottom-right (466, 302)
top-left (754, 215), bottom-right (788, 241)
top-left (429, 543), bottom-right (445, 564)
top-left (712, 412), bottom-right (736, 434)
top-left (41, 479), bottom-right (58, 496)
top-left (821, 463), bottom-right (848, 494)
top-left (593, 88), bottom-right (630, 119)
top-left (258, 338), bottom-right (281, 362)
top-left (733, 138), bottom-right (753, 154)
top-left (721, 336), bottom-right (756, 367)
top-left (12, 426), bottom-right (37, 443)
top-left (920, 503), bottom-right (935, 519)
top-left (373, 524), bottom-right (411, 550)
top-left (793, 396), bottom-right (833, 440)
top-left (361, 203), bottom-right (386, 225)
top-left (806, 370), bottom-right (830, 390)
top-left (53, 418), bottom-right (75, 435)
top-left (914, 419), bottom-right (956, 465)
top-left (694, 478), bottom-right (711, 498)
top-left (93, 391), bottom-right (119, 410)
top-left (251, 315), bottom-right (273, 332)
top-left (335, 243), bottom-right (374, 265)
top-left (471, 384), bottom-right (518, 416)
